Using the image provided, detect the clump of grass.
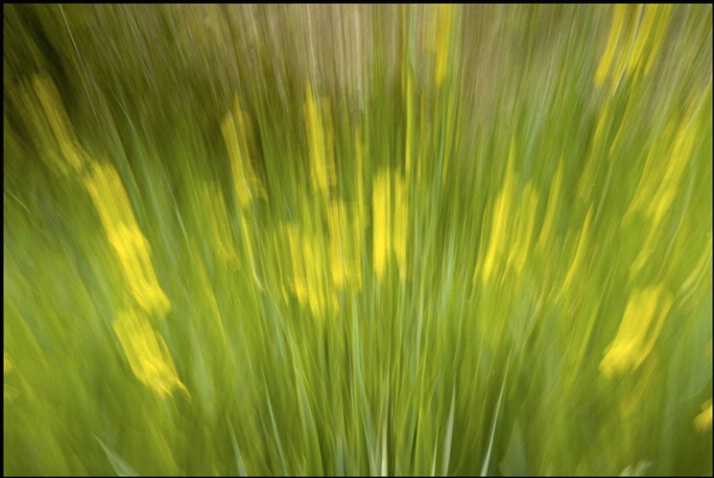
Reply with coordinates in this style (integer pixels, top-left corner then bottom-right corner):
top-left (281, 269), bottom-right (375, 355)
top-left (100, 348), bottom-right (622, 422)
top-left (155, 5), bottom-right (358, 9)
top-left (4, 4), bottom-right (712, 476)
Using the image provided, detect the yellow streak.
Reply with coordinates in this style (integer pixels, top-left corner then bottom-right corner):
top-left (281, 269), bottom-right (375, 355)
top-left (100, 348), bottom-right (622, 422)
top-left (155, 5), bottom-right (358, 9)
top-left (680, 234), bottom-right (712, 296)
top-left (626, 5), bottom-right (657, 77)
top-left (373, 170), bottom-right (391, 281)
top-left (355, 128), bottom-right (367, 228)
top-left (509, 181), bottom-right (539, 275)
top-left (629, 227), bottom-right (658, 280)
top-left (481, 141), bottom-right (516, 284)
top-left (304, 83), bottom-right (336, 201)
top-left (536, 159), bottom-right (563, 252)
top-left (286, 223), bottom-right (339, 319)
top-left (619, 357), bottom-right (656, 418)
top-left (329, 201), bottom-right (348, 289)
top-left (405, 72), bottom-right (415, 180)
top-left (599, 284), bottom-right (673, 378)
top-left (307, 229), bottom-right (338, 319)
top-left (416, 95), bottom-right (427, 187)
top-left (239, 214), bottom-right (262, 290)
top-left (594, 4), bottom-right (627, 88)
top-left (112, 307), bottom-right (188, 398)
top-left (221, 115), bottom-right (253, 209)
top-left (621, 120), bottom-right (676, 226)
top-left (609, 5), bottom-right (639, 88)
top-left (32, 75), bottom-right (86, 176)
top-left (271, 233), bottom-right (291, 304)
top-left (434, 5), bottom-right (453, 88)
top-left (329, 200), bottom-right (363, 291)
top-left (650, 121), bottom-right (698, 228)
top-left (82, 161), bottom-right (171, 317)
top-left (107, 223), bottom-right (171, 318)
top-left (561, 206), bottom-right (593, 293)
top-left (286, 224), bottom-right (308, 306)
top-left (221, 97), bottom-right (266, 210)
top-left (643, 5), bottom-right (672, 77)
top-left (33, 77), bottom-right (173, 319)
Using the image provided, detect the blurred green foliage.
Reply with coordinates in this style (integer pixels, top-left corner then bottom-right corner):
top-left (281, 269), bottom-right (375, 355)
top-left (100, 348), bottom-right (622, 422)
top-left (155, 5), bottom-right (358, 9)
top-left (4, 4), bottom-right (713, 476)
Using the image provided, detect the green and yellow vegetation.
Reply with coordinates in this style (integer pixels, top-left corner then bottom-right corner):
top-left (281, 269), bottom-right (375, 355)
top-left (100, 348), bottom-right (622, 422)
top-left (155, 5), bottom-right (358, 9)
top-left (4, 4), bottom-right (712, 475)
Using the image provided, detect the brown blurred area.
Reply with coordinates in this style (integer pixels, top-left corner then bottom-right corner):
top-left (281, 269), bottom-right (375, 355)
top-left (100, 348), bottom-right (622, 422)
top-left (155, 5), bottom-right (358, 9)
top-left (4, 5), bottom-right (710, 165)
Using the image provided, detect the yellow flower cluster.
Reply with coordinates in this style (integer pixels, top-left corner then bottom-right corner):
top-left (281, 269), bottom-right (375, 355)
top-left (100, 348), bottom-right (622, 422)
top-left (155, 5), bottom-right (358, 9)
top-left (82, 162), bottom-right (171, 318)
top-left (599, 284), bottom-right (673, 378)
top-left (31, 76), bottom-right (184, 398)
top-left (32, 75), bottom-right (88, 176)
top-left (221, 95), bottom-right (267, 210)
top-left (623, 93), bottom-right (705, 280)
top-left (478, 142), bottom-right (540, 286)
top-left (83, 163), bottom-right (183, 396)
top-left (281, 164), bottom-right (410, 318)
top-left (594, 5), bottom-right (672, 92)
top-left (113, 307), bottom-right (188, 398)
top-left (32, 75), bottom-right (171, 319)
top-left (282, 198), bottom-right (364, 320)
top-left (372, 169), bottom-right (409, 282)
top-left (285, 223), bottom-right (339, 319)
top-left (278, 84), bottom-right (395, 320)
top-left (595, 36), bottom-right (709, 384)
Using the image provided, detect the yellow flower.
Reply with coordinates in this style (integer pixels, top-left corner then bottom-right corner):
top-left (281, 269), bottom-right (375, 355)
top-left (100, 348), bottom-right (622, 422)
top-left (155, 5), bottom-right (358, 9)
top-left (372, 170), bottom-right (391, 281)
top-left (372, 169), bottom-right (409, 282)
top-left (113, 307), bottom-right (188, 398)
top-left (594, 5), bottom-right (672, 90)
top-left (304, 83), bottom-right (336, 202)
top-left (404, 72), bottom-right (415, 180)
top-left (480, 141), bottom-right (517, 284)
top-left (599, 285), bottom-right (673, 378)
top-left (32, 75), bottom-right (87, 176)
top-left (354, 127), bottom-right (368, 228)
top-left (626, 5), bottom-right (657, 77)
top-left (433, 5), bottom-right (454, 88)
top-left (108, 223), bottom-right (171, 317)
top-left (285, 223), bottom-right (338, 319)
top-left (641, 5), bottom-right (672, 77)
top-left (594, 4), bottom-right (627, 89)
top-left (221, 96), bottom-right (266, 209)
top-left (83, 161), bottom-right (171, 317)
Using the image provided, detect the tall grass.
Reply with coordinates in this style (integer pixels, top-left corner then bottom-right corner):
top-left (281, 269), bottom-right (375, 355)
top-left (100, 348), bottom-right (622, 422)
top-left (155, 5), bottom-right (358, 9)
top-left (4, 4), bottom-right (712, 475)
